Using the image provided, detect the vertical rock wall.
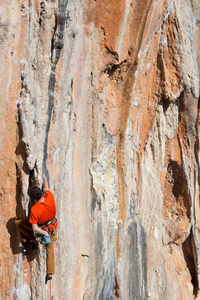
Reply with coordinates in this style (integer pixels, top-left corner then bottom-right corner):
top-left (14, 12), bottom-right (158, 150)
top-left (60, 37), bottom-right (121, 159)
top-left (1, 0), bottom-right (200, 299)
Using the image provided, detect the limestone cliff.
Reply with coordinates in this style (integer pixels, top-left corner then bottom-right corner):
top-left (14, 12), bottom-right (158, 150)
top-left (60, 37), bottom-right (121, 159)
top-left (1, 0), bottom-right (200, 299)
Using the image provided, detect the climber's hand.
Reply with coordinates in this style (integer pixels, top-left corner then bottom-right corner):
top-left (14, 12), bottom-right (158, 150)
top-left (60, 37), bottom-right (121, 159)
top-left (43, 175), bottom-right (49, 191)
top-left (32, 224), bottom-right (49, 236)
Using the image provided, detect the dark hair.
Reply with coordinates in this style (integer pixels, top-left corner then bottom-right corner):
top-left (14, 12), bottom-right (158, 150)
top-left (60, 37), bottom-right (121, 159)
top-left (30, 187), bottom-right (43, 200)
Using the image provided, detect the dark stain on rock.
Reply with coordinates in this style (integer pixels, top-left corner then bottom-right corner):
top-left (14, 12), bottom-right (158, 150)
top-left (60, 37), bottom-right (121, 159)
top-left (91, 189), bottom-right (101, 212)
top-left (43, 0), bottom-right (68, 183)
top-left (92, 217), bottom-right (116, 300)
top-left (127, 219), bottom-right (148, 300)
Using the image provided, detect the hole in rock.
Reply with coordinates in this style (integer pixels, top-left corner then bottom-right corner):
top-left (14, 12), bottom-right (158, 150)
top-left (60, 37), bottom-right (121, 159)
top-left (114, 275), bottom-right (120, 298)
top-left (20, 4), bottom-right (26, 12)
top-left (160, 98), bottom-right (170, 114)
top-left (163, 159), bottom-right (190, 220)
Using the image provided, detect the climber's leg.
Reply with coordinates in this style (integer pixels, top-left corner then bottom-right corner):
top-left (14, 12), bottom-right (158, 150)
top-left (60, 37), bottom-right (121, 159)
top-left (46, 235), bottom-right (56, 275)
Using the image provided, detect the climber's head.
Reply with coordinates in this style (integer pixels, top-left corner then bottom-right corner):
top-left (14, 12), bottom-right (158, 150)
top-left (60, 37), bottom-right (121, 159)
top-left (30, 186), bottom-right (43, 201)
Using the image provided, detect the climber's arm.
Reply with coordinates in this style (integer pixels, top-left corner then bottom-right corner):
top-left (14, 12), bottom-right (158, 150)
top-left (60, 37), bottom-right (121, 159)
top-left (43, 175), bottom-right (49, 191)
top-left (32, 224), bottom-right (49, 236)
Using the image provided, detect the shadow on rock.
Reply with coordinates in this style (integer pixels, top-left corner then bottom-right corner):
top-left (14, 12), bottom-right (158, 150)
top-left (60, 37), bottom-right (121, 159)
top-left (6, 217), bottom-right (37, 262)
top-left (6, 217), bottom-right (21, 255)
top-left (20, 241), bottom-right (38, 263)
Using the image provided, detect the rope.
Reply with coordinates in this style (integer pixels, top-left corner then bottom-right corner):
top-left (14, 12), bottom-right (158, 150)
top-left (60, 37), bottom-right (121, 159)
top-left (49, 279), bottom-right (54, 300)
top-left (50, 280), bottom-right (51, 300)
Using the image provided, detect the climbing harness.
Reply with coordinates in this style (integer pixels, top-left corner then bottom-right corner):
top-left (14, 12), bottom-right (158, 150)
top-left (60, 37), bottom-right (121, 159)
top-left (39, 217), bottom-right (57, 234)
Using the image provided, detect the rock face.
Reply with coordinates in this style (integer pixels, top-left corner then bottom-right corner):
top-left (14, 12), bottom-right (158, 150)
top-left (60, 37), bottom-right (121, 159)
top-left (1, 0), bottom-right (200, 299)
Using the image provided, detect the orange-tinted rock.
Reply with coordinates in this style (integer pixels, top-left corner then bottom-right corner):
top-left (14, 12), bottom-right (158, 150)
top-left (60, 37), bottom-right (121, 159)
top-left (1, 0), bottom-right (200, 299)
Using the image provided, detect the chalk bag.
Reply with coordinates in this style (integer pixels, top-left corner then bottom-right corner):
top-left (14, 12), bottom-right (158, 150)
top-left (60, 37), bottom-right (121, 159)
top-left (43, 234), bottom-right (51, 244)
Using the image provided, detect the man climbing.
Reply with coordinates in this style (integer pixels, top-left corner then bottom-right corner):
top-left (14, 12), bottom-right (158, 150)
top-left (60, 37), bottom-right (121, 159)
top-left (15, 175), bottom-right (57, 283)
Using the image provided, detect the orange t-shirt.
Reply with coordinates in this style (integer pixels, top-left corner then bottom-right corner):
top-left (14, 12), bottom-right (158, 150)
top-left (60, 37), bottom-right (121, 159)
top-left (29, 190), bottom-right (56, 225)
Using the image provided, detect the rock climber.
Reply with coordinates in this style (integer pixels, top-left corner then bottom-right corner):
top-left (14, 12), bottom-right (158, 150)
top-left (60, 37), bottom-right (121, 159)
top-left (15, 175), bottom-right (57, 283)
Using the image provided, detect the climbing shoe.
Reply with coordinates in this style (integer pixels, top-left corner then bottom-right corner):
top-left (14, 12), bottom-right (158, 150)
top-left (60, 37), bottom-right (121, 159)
top-left (45, 273), bottom-right (53, 284)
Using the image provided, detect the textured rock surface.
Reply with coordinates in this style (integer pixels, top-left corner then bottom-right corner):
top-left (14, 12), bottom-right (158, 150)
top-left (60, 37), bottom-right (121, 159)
top-left (1, 0), bottom-right (200, 299)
